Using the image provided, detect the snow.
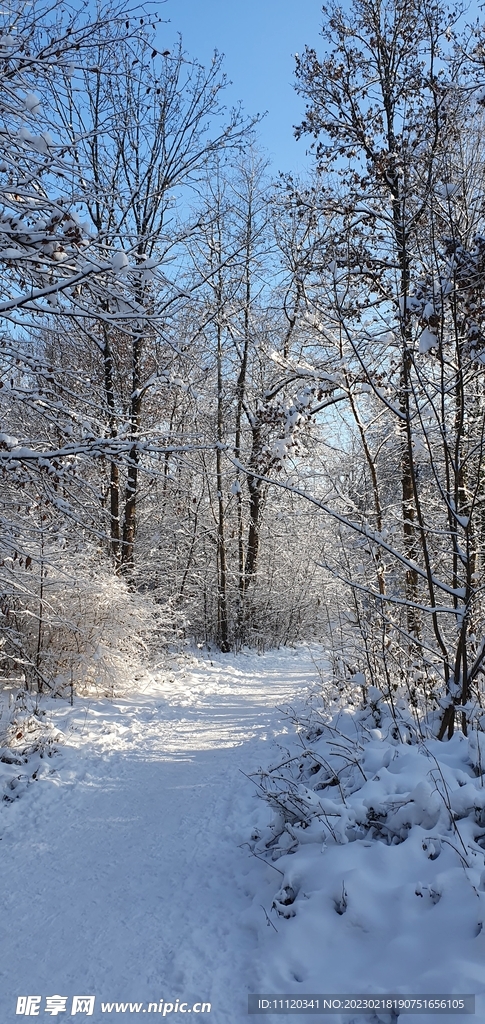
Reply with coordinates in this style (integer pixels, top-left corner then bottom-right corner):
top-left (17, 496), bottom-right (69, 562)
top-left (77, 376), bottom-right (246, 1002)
top-left (24, 93), bottom-right (41, 115)
top-left (17, 126), bottom-right (35, 143)
top-left (249, 667), bottom-right (485, 1024)
top-left (422, 302), bottom-right (435, 320)
top-left (139, 256), bottom-right (158, 282)
top-left (2, 647), bottom-right (485, 1023)
top-left (111, 251), bottom-right (130, 273)
top-left (31, 135), bottom-right (50, 154)
top-left (419, 328), bottom-right (438, 354)
top-left (351, 671), bottom-right (366, 687)
top-left (0, 648), bottom-right (315, 1023)
top-left (0, 247), bottom-right (24, 259)
top-left (0, 432), bottom-right (19, 448)
top-left (272, 438), bottom-right (289, 461)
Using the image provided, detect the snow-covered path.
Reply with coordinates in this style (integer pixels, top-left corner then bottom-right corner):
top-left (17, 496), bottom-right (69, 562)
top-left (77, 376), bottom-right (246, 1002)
top-left (0, 648), bottom-right (316, 1023)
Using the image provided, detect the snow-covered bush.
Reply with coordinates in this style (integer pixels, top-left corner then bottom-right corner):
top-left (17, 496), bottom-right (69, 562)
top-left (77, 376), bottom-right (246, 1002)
top-left (0, 547), bottom-right (165, 697)
top-left (248, 668), bottom-right (485, 1009)
top-left (251, 670), bottom-right (485, 862)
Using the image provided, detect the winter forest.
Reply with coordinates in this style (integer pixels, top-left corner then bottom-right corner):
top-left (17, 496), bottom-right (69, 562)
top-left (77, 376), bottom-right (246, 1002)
top-left (5, 0), bottom-right (485, 1019)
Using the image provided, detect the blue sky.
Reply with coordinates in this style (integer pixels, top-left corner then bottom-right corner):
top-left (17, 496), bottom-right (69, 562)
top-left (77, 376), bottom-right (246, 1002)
top-left (161, 0), bottom-right (324, 175)
top-left (160, 0), bottom-right (484, 178)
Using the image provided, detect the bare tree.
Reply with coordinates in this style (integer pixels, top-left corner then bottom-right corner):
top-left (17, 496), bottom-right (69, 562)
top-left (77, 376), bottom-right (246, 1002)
top-left (51, 34), bottom-right (256, 573)
top-left (260, 0), bottom-right (485, 736)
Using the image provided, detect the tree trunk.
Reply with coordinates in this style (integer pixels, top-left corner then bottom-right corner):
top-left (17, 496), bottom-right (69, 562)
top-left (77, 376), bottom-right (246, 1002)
top-left (102, 328), bottom-right (121, 568)
top-left (216, 317), bottom-right (229, 651)
top-left (121, 324), bottom-right (143, 574)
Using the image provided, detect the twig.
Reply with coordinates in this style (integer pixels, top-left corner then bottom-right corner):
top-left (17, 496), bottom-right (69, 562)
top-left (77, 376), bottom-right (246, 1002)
top-left (260, 904), bottom-right (278, 932)
top-left (238, 843), bottom-right (285, 876)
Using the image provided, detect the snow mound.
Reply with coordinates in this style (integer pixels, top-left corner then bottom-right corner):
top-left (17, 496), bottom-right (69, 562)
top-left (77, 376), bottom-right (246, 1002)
top-left (248, 685), bottom-right (485, 1021)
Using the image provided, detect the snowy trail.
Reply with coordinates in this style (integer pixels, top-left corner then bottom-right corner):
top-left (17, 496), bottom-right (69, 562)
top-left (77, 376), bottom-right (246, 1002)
top-left (0, 648), bottom-right (317, 1024)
